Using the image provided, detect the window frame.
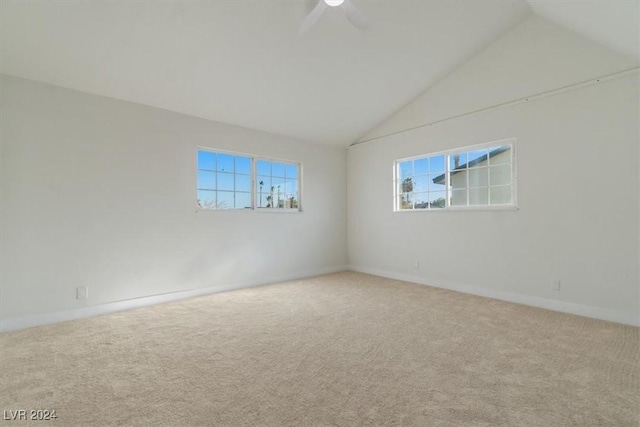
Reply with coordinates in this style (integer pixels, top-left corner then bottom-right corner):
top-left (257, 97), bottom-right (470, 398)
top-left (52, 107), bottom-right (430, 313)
top-left (393, 138), bottom-right (517, 212)
top-left (254, 156), bottom-right (302, 212)
top-left (197, 147), bottom-right (303, 213)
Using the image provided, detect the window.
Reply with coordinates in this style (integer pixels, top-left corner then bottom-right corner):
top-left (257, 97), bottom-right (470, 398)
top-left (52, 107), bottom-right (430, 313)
top-left (197, 149), bottom-right (301, 211)
top-left (394, 139), bottom-right (515, 211)
top-left (197, 151), bottom-right (252, 209)
top-left (256, 160), bottom-right (299, 209)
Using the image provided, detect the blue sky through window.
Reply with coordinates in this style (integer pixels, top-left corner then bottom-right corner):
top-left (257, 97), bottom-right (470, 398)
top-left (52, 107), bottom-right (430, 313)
top-left (397, 154), bottom-right (448, 209)
top-left (396, 144), bottom-right (513, 210)
top-left (198, 150), bottom-right (300, 210)
top-left (198, 151), bottom-right (215, 170)
top-left (197, 150), bottom-right (253, 209)
top-left (256, 160), bottom-right (299, 208)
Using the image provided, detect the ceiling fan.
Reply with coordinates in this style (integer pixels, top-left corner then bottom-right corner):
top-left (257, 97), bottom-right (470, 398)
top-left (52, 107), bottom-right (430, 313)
top-left (300, 0), bottom-right (368, 33)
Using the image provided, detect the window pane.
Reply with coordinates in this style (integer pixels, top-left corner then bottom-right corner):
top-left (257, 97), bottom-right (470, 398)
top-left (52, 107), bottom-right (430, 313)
top-left (235, 174), bottom-right (251, 192)
top-left (450, 153), bottom-right (467, 170)
top-left (235, 156), bottom-right (251, 175)
top-left (264, 185), bottom-right (277, 208)
top-left (414, 158), bottom-right (428, 175)
top-left (399, 161), bottom-right (412, 180)
top-left (450, 170), bottom-right (467, 189)
top-left (272, 193), bottom-right (284, 208)
top-left (467, 149), bottom-right (489, 166)
top-left (429, 155), bottom-right (445, 174)
top-left (217, 154), bottom-right (234, 173)
top-left (235, 192), bottom-right (252, 209)
top-left (469, 187), bottom-right (488, 205)
top-left (430, 172), bottom-right (446, 188)
top-left (400, 177), bottom-right (414, 193)
top-left (257, 160), bottom-right (271, 176)
top-left (490, 186), bottom-right (512, 205)
top-left (429, 191), bottom-right (446, 209)
top-left (413, 192), bottom-right (428, 209)
top-left (197, 171), bottom-right (215, 190)
top-left (217, 172), bottom-right (234, 191)
top-left (272, 163), bottom-right (285, 177)
top-left (489, 146), bottom-right (511, 165)
top-left (469, 167), bottom-right (488, 187)
top-left (197, 190), bottom-right (215, 209)
top-left (258, 193), bottom-right (270, 208)
top-left (413, 175), bottom-right (428, 193)
top-left (451, 189), bottom-right (467, 206)
top-left (490, 165), bottom-right (511, 186)
top-left (216, 191), bottom-right (234, 209)
top-left (284, 193), bottom-right (299, 209)
top-left (285, 164), bottom-right (298, 179)
top-left (198, 151), bottom-right (215, 170)
top-left (272, 177), bottom-right (284, 192)
top-left (257, 176), bottom-right (271, 191)
top-left (284, 179), bottom-right (298, 195)
top-left (399, 193), bottom-right (413, 210)
top-left (429, 176), bottom-right (447, 193)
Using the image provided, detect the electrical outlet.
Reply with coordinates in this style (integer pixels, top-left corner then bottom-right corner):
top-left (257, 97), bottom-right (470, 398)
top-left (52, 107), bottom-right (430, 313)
top-left (551, 279), bottom-right (561, 291)
top-left (76, 286), bottom-right (88, 300)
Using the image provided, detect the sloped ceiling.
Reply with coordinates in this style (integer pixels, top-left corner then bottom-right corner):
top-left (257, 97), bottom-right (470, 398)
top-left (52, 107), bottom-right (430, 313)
top-left (1, 1), bottom-right (636, 147)
top-left (0, 0), bottom-right (531, 146)
top-left (359, 14), bottom-right (638, 143)
top-left (527, 0), bottom-right (639, 63)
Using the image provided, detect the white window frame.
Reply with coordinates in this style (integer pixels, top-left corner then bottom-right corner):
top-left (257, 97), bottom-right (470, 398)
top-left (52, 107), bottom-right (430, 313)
top-left (197, 147), bottom-right (303, 213)
top-left (393, 138), bottom-right (517, 212)
top-left (254, 156), bottom-right (303, 212)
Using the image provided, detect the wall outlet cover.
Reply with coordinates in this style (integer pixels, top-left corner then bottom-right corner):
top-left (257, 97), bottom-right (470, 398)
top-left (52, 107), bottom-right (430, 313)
top-left (76, 287), bottom-right (88, 300)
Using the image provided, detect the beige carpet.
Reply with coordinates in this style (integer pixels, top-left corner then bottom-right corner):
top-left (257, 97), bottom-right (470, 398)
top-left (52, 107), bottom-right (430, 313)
top-left (1, 272), bottom-right (638, 426)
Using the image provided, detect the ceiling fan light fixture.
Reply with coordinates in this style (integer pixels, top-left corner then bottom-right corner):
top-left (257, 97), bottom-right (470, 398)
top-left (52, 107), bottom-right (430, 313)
top-left (301, 0), bottom-right (367, 33)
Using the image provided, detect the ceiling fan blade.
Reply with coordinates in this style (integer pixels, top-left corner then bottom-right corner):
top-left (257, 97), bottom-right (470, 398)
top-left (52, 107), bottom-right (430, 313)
top-left (300, 1), bottom-right (329, 34)
top-left (342, 0), bottom-right (368, 30)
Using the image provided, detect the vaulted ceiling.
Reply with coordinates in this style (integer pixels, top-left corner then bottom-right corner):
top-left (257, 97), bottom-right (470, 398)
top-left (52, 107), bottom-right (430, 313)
top-left (1, 1), bottom-right (637, 146)
top-left (528, 0), bottom-right (639, 63)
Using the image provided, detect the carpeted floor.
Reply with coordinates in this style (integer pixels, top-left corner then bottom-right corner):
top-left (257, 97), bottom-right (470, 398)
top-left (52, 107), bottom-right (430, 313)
top-left (1, 271), bottom-right (638, 426)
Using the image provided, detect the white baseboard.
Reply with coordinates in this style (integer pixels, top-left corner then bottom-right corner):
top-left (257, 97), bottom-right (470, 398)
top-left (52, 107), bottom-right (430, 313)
top-left (347, 265), bottom-right (639, 327)
top-left (0, 265), bottom-right (348, 332)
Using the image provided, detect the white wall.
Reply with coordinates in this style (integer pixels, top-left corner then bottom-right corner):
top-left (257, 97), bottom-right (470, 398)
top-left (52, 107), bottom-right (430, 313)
top-left (2, 14), bottom-right (638, 330)
top-left (0, 75), bottom-right (347, 329)
top-left (348, 18), bottom-right (639, 325)
top-left (360, 15), bottom-right (638, 143)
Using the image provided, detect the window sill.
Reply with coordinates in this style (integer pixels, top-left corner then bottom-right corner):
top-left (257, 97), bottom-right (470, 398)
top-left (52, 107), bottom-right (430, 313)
top-left (394, 205), bottom-right (519, 213)
top-left (196, 207), bottom-right (303, 214)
